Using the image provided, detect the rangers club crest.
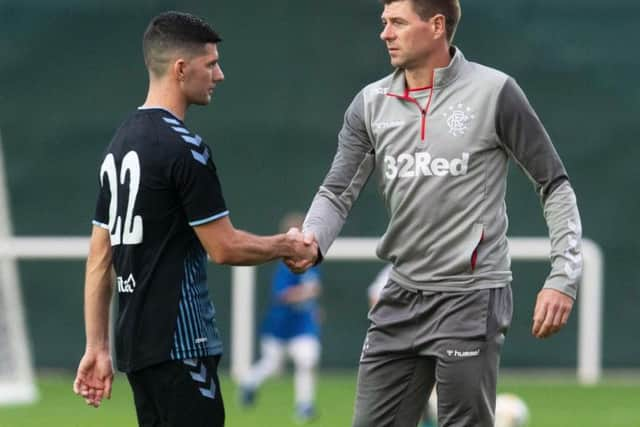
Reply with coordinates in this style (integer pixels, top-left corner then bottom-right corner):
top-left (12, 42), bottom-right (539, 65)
top-left (443, 103), bottom-right (475, 136)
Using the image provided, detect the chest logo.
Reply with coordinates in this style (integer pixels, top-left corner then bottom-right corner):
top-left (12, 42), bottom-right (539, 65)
top-left (443, 103), bottom-right (475, 136)
top-left (117, 274), bottom-right (137, 293)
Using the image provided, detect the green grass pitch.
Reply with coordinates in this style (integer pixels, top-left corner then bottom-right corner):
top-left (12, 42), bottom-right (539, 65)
top-left (0, 373), bottom-right (638, 426)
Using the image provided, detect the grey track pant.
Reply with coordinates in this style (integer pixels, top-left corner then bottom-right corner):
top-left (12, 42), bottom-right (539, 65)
top-left (352, 280), bottom-right (513, 427)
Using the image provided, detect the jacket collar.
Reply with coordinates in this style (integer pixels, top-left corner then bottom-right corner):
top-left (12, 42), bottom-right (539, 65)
top-left (387, 46), bottom-right (466, 96)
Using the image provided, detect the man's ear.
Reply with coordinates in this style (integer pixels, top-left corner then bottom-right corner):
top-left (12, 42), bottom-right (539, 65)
top-left (172, 58), bottom-right (187, 82)
top-left (432, 14), bottom-right (446, 40)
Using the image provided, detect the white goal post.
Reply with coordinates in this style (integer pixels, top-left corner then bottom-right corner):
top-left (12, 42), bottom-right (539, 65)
top-left (0, 236), bottom-right (603, 387)
top-left (229, 237), bottom-right (604, 386)
top-left (0, 134), bottom-right (38, 405)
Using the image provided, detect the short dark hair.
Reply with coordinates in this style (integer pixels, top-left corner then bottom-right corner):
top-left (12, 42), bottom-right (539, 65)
top-left (381, 0), bottom-right (461, 43)
top-left (142, 11), bottom-right (222, 77)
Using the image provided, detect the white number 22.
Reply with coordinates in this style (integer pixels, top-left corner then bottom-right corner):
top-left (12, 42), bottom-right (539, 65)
top-left (100, 151), bottom-right (143, 246)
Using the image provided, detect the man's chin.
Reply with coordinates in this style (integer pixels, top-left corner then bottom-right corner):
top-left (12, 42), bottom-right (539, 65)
top-left (389, 58), bottom-right (403, 68)
top-left (192, 97), bottom-right (212, 106)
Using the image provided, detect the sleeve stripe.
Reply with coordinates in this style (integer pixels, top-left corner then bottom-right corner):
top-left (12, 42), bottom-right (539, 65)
top-left (172, 126), bottom-right (190, 135)
top-left (162, 117), bottom-right (181, 125)
top-left (189, 210), bottom-right (230, 227)
top-left (92, 220), bottom-right (110, 230)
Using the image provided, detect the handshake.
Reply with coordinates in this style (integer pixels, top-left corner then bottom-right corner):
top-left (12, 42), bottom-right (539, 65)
top-left (283, 227), bottom-right (319, 273)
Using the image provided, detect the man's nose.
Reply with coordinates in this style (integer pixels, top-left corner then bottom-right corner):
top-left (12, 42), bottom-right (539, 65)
top-left (380, 24), bottom-right (394, 41)
top-left (214, 65), bottom-right (224, 82)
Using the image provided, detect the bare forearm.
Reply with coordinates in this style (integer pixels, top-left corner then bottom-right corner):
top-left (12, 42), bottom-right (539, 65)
top-left (217, 229), bottom-right (290, 265)
top-left (84, 268), bottom-right (112, 349)
top-left (84, 228), bottom-right (113, 350)
top-left (194, 216), bottom-right (316, 267)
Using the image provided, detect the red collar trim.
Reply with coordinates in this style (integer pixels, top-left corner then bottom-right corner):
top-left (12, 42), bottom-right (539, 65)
top-left (407, 85), bottom-right (433, 92)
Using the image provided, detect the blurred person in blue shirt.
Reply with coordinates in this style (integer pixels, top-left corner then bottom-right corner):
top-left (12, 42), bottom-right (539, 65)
top-left (240, 213), bottom-right (322, 423)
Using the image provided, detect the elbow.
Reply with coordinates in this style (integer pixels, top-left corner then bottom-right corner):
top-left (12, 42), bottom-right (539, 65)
top-left (195, 219), bottom-right (242, 265)
top-left (207, 236), bottom-right (241, 265)
top-left (209, 245), bottom-right (233, 265)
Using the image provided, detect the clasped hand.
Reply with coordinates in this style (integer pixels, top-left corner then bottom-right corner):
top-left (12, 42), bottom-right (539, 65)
top-left (284, 227), bottom-right (318, 273)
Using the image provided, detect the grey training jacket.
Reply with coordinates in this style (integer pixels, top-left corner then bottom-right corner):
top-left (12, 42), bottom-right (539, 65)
top-left (304, 48), bottom-right (582, 297)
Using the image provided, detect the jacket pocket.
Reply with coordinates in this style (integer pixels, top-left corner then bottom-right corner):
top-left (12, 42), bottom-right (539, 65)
top-left (466, 223), bottom-right (484, 273)
top-left (469, 224), bottom-right (485, 272)
top-left (436, 222), bottom-right (485, 276)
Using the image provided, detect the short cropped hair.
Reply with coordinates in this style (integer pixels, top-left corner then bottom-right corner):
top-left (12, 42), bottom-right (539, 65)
top-left (381, 0), bottom-right (461, 43)
top-left (142, 11), bottom-right (222, 77)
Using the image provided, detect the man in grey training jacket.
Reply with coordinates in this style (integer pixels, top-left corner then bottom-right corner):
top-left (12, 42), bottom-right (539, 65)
top-left (287, 0), bottom-right (583, 426)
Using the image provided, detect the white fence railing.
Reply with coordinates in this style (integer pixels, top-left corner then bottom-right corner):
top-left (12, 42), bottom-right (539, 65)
top-left (0, 236), bottom-right (604, 385)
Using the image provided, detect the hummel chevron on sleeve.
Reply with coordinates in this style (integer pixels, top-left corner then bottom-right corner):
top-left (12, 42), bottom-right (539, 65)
top-left (303, 90), bottom-right (375, 257)
top-left (496, 78), bottom-right (582, 298)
